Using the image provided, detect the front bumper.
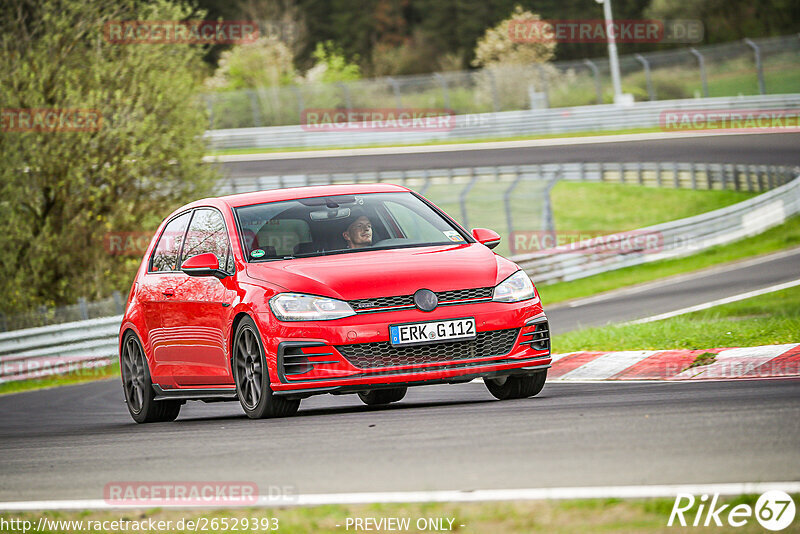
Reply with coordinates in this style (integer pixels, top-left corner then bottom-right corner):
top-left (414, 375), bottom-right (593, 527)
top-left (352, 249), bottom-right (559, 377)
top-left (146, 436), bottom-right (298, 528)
top-left (258, 299), bottom-right (551, 395)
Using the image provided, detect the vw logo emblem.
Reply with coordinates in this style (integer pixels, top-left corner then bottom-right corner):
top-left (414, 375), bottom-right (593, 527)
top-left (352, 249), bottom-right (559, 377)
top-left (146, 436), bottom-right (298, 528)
top-left (413, 289), bottom-right (438, 312)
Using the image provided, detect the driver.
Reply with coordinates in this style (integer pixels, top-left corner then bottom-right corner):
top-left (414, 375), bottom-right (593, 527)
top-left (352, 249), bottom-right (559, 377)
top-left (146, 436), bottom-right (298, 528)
top-left (342, 215), bottom-right (373, 249)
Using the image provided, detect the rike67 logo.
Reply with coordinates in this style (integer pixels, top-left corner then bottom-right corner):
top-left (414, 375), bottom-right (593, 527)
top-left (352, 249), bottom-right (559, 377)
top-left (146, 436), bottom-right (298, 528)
top-left (668, 491), bottom-right (796, 530)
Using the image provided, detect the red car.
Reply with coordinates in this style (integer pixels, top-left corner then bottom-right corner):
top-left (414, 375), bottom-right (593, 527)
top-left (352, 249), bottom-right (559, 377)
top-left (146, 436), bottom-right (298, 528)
top-left (119, 184), bottom-right (551, 423)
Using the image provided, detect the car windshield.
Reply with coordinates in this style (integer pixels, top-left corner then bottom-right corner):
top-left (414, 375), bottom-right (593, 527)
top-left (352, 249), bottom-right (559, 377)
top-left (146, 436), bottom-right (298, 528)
top-left (234, 192), bottom-right (470, 261)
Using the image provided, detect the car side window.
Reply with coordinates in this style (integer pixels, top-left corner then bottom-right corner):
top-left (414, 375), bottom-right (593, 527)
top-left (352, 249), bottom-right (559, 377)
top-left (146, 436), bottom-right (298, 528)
top-left (149, 212), bottom-right (191, 273)
top-left (181, 209), bottom-right (232, 272)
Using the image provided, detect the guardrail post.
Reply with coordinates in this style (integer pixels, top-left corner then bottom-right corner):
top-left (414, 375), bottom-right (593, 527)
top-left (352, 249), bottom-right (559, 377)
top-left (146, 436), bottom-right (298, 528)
top-left (291, 87), bottom-right (305, 120)
top-left (78, 298), bottom-right (88, 321)
top-left (579, 161), bottom-right (586, 181)
top-left (434, 73), bottom-right (451, 110)
top-left (706, 164), bottom-right (714, 190)
top-left (656, 162), bottom-right (663, 187)
top-left (459, 168), bottom-right (478, 228)
top-left (733, 165), bottom-right (741, 191)
top-left (247, 90), bottom-right (262, 127)
top-left (419, 170), bottom-right (431, 195)
top-left (113, 291), bottom-right (124, 315)
top-left (387, 77), bottom-right (403, 109)
top-left (486, 70), bottom-right (500, 113)
top-left (690, 162), bottom-right (697, 190)
top-left (744, 38), bottom-right (766, 95)
top-left (337, 83), bottom-right (353, 111)
top-left (504, 167), bottom-right (524, 255)
top-left (583, 59), bottom-right (603, 105)
top-left (542, 169), bottom-right (559, 235)
top-left (205, 95), bottom-right (215, 129)
top-left (673, 162), bottom-right (680, 188)
top-left (537, 65), bottom-right (551, 108)
top-left (690, 48), bottom-right (709, 98)
top-left (634, 54), bottom-right (655, 101)
top-left (637, 162), bottom-right (643, 185)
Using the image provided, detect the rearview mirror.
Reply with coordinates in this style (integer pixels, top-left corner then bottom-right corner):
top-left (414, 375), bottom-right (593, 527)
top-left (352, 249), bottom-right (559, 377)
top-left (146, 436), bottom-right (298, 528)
top-left (181, 253), bottom-right (227, 279)
top-left (310, 207), bottom-right (351, 221)
top-left (471, 228), bottom-right (501, 250)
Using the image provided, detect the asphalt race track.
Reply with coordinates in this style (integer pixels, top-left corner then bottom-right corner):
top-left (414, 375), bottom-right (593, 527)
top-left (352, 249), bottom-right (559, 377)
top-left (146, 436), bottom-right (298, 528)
top-left (545, 247), bottom-right (800, 332)
top-left (1, 377), bottom-right (798, 502)
top-left (1, 132), bottom-right (798, 504)
top-left (216, 132), bottom-right (800, 176)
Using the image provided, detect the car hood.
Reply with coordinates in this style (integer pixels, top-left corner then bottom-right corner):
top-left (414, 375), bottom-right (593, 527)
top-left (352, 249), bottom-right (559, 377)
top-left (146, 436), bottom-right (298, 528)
top-left (245, 243), bottom-right (519, 300)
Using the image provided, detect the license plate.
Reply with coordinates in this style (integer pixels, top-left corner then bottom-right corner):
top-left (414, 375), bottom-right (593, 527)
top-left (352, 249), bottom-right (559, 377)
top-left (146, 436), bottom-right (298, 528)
top-left (390, 318), bottom-right (476, 346)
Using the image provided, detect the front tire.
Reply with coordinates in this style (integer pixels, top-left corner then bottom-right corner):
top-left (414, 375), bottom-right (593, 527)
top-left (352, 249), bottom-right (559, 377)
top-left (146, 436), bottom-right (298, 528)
top-left (485, 371), bottom-right (547, 400)
top-left (120, 332), bottom-right (181, 423)
top-left (358, 387), bottom-right (407, 405)
top-left (233, 317), bottom-right (300, 419)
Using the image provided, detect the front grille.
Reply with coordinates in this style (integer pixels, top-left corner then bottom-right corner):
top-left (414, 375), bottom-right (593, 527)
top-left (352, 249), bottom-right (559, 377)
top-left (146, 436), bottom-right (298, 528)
top-left (438, 287), bottom-right (494, 302)
top-left (335, 328), bottom-right (520, 369)
top-left (349, 294), bottom-right (413, 310)
top-left (349, 287), bottom-right (494, 312)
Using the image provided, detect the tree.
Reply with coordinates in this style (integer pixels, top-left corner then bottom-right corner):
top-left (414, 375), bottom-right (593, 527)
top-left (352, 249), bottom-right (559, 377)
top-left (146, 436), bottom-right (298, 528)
top-left (0, 0), bottom-right (218, 314)
top-left (472, 5), bottom-right (556, 68)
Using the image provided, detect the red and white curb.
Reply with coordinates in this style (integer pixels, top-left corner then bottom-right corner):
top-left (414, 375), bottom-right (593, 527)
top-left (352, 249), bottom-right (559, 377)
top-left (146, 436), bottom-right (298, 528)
top-left (549, 343), bottom-right (800, 381)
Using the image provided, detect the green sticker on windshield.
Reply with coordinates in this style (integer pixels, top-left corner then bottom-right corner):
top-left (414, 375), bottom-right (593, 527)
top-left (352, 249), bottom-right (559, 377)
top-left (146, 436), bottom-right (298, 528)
top-left (250, 249), bottom-right (266, 258)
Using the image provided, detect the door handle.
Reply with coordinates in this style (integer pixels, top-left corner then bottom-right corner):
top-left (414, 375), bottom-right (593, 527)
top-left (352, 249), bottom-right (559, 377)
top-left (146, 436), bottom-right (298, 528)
top-left (162, 288), bottom-right (175, 297)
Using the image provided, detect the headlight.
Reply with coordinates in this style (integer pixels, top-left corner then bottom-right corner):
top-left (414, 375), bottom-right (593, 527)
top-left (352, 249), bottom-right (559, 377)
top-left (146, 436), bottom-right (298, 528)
top-left (493, 270), bottom-right (537, 303)
top-left (269, 293), bottom-right (356, 321)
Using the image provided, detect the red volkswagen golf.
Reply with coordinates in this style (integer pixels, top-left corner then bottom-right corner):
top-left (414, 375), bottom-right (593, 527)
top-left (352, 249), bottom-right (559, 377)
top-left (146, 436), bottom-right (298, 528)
top-left (119, 184), bottom-right (551, 423)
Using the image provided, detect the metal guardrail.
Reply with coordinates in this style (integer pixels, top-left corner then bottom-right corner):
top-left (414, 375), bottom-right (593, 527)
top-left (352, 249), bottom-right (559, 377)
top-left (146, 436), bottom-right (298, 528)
top-left (0, 315), bottom-right (121, 383)
top-left (218, 161), bottom-right (799, 259)
top-left (0, 291), bottom-right (125, 333)
top-left (2, 170), bottom-right (797, 383)
top-left (205, 93), bottom-right (800, 150)
top-left (203, 35), bottom-right (800, 129)
top-left (516, 174), bottom-right (800, 284)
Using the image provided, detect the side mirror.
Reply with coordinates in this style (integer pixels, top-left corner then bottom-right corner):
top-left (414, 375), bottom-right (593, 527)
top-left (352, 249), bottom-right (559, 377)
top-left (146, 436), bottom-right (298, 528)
top-left (181, 253), bottom-right (227, 279)
top-left (471, 228), bottom-right (501, 250)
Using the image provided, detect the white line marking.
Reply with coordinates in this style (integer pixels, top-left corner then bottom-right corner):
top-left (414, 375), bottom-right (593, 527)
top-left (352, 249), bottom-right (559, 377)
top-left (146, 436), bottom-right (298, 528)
top-left (3, 482), bottom-right (799, 510)
top-left (551, 246), bottom-right (800, 310)
top-left (628, 279), bottom-right (800, 324)
top-left (557, 351), bottom-right (657, 380)
top-left (204, 130), bottom-right (778, 163)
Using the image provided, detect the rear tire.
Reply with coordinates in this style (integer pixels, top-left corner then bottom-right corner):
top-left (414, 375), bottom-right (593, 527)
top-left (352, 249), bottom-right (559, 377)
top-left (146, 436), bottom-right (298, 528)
top-left (358, 387), bottom-right (407, 405)
top-left (120, 332), bottom-right (182, 423)
top-left (233, 316), bottom-right (300, 419)
top-left (485, 371), bottom-right (547, 400)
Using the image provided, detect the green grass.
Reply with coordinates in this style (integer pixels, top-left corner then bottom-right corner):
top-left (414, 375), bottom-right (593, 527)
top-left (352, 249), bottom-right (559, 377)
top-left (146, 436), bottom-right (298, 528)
top-left (0, 362), bottom-right (119, 396)
top-left (685, 352), bottom-right (718, 370)
top-left (539, 215), bottom-right (800, 306)
top-left (2, 495), bottom-right (793, 533)
top-left (552, 285), bottom-right (800, 353)
top-left (550, 182), bottom-right (756, 232)
top-left (205, 127), bottom-right (664, 156)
